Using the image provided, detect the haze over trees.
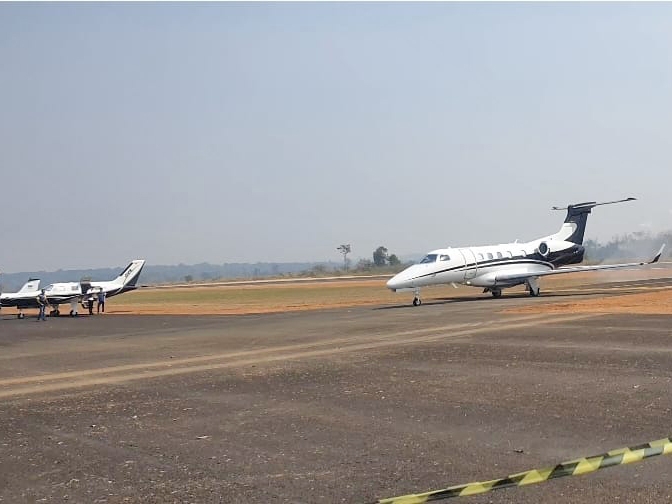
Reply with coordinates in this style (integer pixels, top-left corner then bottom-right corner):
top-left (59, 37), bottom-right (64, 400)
top-left (0, 231), bottom-right (669, 291)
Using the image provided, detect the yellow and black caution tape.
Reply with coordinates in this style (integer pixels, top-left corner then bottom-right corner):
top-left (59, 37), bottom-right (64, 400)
top-left (370, 437), bottom-right (672, 503)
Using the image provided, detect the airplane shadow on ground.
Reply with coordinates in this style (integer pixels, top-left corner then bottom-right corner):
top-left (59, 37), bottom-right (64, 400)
top-left (374, 288), bottom-right (650, 311)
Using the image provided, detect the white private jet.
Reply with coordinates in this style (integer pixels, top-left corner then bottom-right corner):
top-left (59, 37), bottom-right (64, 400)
top-left (1, 259), bottom-right (145, 318)
top-left (386, 198), bottom-right (664, 305)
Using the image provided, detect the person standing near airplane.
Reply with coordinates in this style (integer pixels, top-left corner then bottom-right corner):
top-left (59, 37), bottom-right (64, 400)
top-left (97, 289), bottom-right (106, 314)
top-left (87, 291), bottom-right (95, 315)
top-left (36, 289), bottom-right (49, 321)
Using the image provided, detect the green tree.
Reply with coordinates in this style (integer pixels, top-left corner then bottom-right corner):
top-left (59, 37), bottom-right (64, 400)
top-left (388, 254), bottom-right (400, 266)
top-left (373, 246), bottom-right (388, 267)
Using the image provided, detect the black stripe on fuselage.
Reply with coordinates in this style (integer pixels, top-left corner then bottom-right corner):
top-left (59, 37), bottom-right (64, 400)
top-left (1, 294), bottom-right (79, 309)
top-left (413, 244), bottom-right (584, 281)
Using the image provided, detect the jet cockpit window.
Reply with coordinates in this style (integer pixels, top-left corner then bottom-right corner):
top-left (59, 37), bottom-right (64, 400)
top-left (44, 285), bottom-right (54, 292)
top-left (439, 254), bottom-right (450, 261)
top-left (420, 254), bottom-right (438, 264)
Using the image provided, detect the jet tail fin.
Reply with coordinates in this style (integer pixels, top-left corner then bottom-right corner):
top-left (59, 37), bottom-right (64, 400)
top-left (550, 197), bottom-right (637, 245)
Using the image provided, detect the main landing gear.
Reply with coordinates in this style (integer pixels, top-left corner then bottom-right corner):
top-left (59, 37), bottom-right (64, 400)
top-left (49, 308), bottom-right (61, 317)
top-left (483, 287), bottom-right (503, 298)
top-left (17, 311), bottom-right (25, 319)
top-left (527, 278), bottom-right (541, 297)
top-left (412, 288), bottom-right (422, 306)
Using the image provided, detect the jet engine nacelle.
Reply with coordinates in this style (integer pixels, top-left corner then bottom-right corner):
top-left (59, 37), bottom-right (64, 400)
top-left (535, 239), bottom-right (576, 259)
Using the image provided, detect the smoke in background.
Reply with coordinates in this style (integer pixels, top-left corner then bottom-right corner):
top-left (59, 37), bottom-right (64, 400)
top-left (584, 230), bottom-right (671, 264)
top-left (582, 230), bottom-right (671, 284)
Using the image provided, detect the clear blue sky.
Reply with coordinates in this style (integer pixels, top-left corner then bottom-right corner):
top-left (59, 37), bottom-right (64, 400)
top-left (1, 3), bottom-right (671, 272)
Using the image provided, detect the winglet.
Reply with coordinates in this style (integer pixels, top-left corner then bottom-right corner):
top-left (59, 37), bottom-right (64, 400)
top-left (650, 244), bottom-right (666, 264)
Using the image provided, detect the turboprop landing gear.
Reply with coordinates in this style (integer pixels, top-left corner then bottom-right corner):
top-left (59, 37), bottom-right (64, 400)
top-left (412, 288), bottom-right (422, 306)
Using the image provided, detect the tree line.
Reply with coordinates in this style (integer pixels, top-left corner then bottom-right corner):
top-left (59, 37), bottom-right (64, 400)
top-left (3, 232), bottom-right (667, 291)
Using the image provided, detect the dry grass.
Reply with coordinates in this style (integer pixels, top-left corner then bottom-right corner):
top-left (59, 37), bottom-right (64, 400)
top-left (507, 289), bottom-right (672, 315)
top-left (109, 279), bottom-right (412, 315)
top-left (105, 267), bottom-right (672, 316)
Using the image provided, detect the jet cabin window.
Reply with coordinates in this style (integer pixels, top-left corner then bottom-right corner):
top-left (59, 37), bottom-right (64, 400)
top-left (420, 254), bottom-right (438, 264)
top-left (439, 254), bottom-right (451, 261)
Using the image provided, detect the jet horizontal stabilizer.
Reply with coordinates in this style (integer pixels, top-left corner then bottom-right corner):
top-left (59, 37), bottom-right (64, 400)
top-left (552, 197), bottom-right (636, 211)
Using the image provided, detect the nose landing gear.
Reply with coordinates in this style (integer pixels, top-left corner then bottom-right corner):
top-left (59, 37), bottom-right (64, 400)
top-left (412, 288), bottom-right (422, 306)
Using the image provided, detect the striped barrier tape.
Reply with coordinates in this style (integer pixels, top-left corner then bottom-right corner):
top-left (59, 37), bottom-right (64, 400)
top-left (370, 437), bottom-right (672, 503)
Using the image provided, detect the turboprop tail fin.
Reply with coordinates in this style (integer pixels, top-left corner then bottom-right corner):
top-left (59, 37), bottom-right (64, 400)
top-left (113, 260), bottom-right (146, 288)
top-left (17, 278), bottom-right (41, 293)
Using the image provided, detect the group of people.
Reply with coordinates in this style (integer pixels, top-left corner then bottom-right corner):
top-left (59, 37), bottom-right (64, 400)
top-left (88, 289), bottom-right (106, 315)
top-left (35, 289), bottom-right (106, 321)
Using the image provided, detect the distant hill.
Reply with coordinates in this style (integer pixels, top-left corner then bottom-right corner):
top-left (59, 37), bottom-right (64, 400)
top-left (0, 261), bottom-right (340, 292)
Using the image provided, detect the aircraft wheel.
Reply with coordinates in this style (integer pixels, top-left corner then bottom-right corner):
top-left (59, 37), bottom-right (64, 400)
top-left (412, 297), bottom-right (422, 306)
top-left (491, 289), bottom-right (502, 298)
top-left (529, 287), bottom-right (540, 297)
top-left (18, 313), bottom-right (24, 319)
top-left (69, 310), bottom-right (75, 317)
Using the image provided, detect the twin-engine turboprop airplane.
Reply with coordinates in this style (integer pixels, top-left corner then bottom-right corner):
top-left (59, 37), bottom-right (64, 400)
top-left (0, 260), bottom-right (145, 318)
top-left (386, 198), bottom-right (664, 305)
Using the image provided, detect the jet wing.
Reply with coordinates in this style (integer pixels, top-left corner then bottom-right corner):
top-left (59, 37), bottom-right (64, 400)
top-left (495, 245), bottom-right (665, 283)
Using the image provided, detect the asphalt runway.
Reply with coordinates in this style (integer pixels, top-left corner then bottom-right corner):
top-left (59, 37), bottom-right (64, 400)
top-left (1, 279), bottom-right (672, 503)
